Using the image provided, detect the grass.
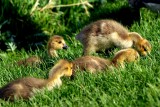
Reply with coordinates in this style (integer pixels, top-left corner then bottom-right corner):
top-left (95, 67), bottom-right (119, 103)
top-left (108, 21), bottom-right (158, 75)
top-left (0, 0), bottom-right (160, 107)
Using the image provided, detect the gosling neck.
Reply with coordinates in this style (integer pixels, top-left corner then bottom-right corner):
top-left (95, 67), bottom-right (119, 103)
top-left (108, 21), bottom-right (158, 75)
top-left (46, 73), bottom-right (64, 90)
top-left (48, 49), bottom-right (58, 57)
top-left (129, 33), bottom-right (143, 44)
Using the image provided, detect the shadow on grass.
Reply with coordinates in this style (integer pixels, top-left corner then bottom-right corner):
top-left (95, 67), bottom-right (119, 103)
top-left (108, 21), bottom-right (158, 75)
top-left (0, 0), bottom-right (48, 51)
top-left (89, 5), bottom-right (140, 27)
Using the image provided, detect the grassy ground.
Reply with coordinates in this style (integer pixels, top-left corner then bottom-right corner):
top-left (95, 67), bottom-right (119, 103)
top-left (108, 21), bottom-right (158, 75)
top-left (0, 0), bottom-right (160, 107)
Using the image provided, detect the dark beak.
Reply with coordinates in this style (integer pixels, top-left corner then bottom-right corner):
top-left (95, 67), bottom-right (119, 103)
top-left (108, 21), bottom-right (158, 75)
top-left (63, 44), bottom-right (68, 49)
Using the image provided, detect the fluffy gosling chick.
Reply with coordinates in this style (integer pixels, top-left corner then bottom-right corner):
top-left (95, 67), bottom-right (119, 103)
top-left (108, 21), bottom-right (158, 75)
top-left (72, 56), bottom-right (112, 78)
top-left (112, 48), bottom-right (140, 68)
top-left (17, 56), bottom-right (42, 67)
top-left (76, 19), bottom-right (151, 56)
top-left (0, 59), bottom-right (72, 101)
top-left (72, 48), bottom-right (140, 77)
top-left (47, 35), bottom-right (68, 57)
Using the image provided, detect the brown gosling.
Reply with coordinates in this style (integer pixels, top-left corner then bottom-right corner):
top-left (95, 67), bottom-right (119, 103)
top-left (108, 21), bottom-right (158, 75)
top-left (0, 59), bottom-right (73, 101)
top-left (72, 56), bottom-right (112, 77)
top-left (47, 35), bottom-right (68, 57)
top-left (71, 48), bottom-right (140, 77)
top-left (76, 19), bottom-right (151, 56)
top-left (17, 56), bottom-right (42, 67)
top-left (112, 48), bottom-right (140, 68)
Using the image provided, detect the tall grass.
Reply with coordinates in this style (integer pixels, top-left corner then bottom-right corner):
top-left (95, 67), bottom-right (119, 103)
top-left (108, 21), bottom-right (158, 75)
top-left (0, 0), bottom-right (160, 106)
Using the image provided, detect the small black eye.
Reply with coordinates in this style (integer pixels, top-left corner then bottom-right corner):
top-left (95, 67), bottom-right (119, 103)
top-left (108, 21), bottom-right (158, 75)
top-left (143, 46), bottom-right (147, 51)
top-left (58, 41), bottom-right (62, 44)
top-left (64, 67), bottom-right (68, 70)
